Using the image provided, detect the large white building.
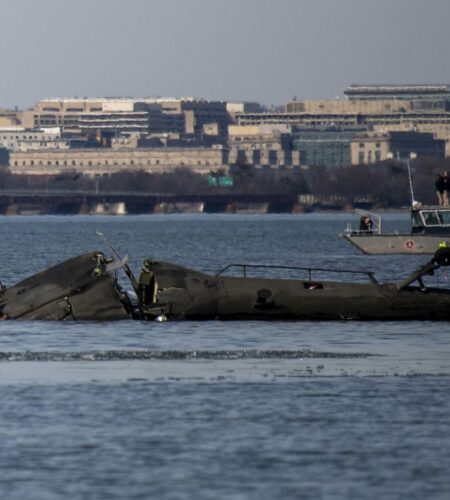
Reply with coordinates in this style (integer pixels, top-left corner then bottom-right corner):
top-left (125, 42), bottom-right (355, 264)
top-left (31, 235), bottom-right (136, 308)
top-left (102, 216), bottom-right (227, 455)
top-left (0, 127), bottom-right (64, 151)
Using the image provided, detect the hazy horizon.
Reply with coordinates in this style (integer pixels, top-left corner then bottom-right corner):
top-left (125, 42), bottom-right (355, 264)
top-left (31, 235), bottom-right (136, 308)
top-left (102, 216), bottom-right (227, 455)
top-left (1, 0), bottom-right (450, 109)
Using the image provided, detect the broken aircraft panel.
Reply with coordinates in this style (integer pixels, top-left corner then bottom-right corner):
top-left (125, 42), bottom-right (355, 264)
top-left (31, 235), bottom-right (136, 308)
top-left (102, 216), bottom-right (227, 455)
top-left (0, 252), bottom-right (131, 320)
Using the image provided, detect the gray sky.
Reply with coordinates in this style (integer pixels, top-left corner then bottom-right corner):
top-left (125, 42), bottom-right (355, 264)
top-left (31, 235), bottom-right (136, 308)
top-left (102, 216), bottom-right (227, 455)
top-left (1, 0), bottom-right (450, 109)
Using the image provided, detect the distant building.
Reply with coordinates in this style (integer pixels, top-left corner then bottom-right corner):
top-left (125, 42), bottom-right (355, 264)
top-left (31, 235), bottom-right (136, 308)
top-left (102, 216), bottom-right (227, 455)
top-left (8, 145), bottom-right (227, 175)
top-left (292, 126), bottom-right (368, 168)
top-left (228, 125), bottom-right (300, 168)
top-left (226, 102), bottom-right (262, 114)
top-left (286, 99), bottom-right (418, 114)
top-left (238, 109), bottom-right (366, 128)
top-left (6, 87), bottom-right (450, 174)
top-left (23, 97), bottom-right (232, 140)
top-left (0, 109), bottom-right (21, 127)
top-left (0, 147), bottom-right (9, 166)
top-left (237, 85), bottom-right (450, 157)
top-left (291, 127), bottom-right (445, 167)
top-left (350, 132), bottom-right (390, 165)
top-left (0, 127), bottom-right (64, 151)
top-left (343, 84), bottom-right (450, 110)
top-left (165, 99), bottom-right (230, 137)
top-left (226, 102), bottom-right (263, 123)
top-left (350, 131), bottom-right (446, 165)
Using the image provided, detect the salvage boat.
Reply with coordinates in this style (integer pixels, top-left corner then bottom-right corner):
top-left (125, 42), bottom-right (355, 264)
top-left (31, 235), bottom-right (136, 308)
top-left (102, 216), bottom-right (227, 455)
top-left (341, 159), bottom-right (450, 254)
top-left (341, 205), bottom-right (450, 254)
top-left (2, 248), bottom-right (450, 321)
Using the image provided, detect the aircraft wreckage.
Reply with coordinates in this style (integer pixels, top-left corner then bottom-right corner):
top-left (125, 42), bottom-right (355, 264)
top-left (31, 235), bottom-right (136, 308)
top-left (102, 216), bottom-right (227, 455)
top-left (1, 247), bottom-right (450, 321)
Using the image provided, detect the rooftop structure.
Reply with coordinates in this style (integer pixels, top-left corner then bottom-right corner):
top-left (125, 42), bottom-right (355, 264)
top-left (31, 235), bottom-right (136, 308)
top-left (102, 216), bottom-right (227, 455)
top-left (344, 84), bottom-right (450, 107)
top-left (344, 83), bottom-right (450, 97)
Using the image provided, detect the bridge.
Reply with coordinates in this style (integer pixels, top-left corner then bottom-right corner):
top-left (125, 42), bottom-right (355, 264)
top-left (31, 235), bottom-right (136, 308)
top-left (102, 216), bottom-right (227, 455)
top-left (0, 190), bottom-right (325, 215)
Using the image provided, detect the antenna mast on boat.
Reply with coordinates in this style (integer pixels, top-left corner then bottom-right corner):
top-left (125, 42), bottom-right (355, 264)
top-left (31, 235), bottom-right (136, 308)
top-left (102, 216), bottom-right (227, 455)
top-left (394, 151), bottom-right (416, 206)
top-left (406, 159), bottom-right (415, 206)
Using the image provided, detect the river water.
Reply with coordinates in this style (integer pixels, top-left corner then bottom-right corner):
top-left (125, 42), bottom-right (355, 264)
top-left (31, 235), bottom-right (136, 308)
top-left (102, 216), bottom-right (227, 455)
top-left (0, 213), bottom-right (449, 499)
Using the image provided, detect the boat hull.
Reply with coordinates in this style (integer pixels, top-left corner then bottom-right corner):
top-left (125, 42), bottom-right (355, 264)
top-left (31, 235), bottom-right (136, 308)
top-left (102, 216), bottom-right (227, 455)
top-left (341, 233), bottom-right (450, 255)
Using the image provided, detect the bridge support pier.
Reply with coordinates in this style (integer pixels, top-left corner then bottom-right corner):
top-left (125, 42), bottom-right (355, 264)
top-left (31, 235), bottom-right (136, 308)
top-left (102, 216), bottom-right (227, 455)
top-left (5, 204), bottom-right (19, 215)
top-left (92, 202), bottom-right (127, 215)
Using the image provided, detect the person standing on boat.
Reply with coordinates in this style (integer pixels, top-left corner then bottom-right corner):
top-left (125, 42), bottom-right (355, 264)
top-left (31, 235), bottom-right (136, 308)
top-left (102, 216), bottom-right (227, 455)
top-left (443, 171), bottom-right (450, 205)
top-left (435, 174), bottom-right (446, 205)
top-left (359, 215), bottom-right (373, 233)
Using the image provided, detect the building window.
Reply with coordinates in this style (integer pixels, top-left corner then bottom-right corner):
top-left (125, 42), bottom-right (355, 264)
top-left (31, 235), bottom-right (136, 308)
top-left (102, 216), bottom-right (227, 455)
top-left (358, 152), bottom-right (364, 164)
top-left (375, 150), bottom-right (381, 162)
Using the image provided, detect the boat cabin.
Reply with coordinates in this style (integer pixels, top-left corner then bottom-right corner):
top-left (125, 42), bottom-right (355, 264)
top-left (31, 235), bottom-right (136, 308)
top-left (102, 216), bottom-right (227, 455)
top-left (411, 206), bottom-right (450, 234)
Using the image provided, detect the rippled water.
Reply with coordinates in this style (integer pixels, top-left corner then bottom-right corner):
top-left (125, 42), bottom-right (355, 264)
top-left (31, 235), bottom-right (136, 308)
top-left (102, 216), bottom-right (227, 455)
top-left (0, 213), bottom-right (449, 499)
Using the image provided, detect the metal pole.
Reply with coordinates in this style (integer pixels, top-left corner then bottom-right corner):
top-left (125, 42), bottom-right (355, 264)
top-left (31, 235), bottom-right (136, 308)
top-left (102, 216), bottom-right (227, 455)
top-left (406, 159), bottom-right (415, 206)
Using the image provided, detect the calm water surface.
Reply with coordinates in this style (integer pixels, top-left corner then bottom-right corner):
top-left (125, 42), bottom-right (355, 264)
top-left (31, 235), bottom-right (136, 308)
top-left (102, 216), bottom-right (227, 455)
top-left (0, 213), bottom-right (449, 499)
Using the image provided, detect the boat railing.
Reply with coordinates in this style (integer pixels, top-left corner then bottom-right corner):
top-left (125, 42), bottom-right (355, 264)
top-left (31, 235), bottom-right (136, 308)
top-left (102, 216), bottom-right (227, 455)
top-left (215, 263), bottom-right (379, 284)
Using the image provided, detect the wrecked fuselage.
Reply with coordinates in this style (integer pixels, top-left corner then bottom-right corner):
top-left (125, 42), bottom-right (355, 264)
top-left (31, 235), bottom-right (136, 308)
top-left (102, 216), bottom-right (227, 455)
top-left (0, 252), bottom-right (130, 320)
top-left (137, 253), bottom-right (450, 321)
top-left (1, 249), bottom-right (450, 321)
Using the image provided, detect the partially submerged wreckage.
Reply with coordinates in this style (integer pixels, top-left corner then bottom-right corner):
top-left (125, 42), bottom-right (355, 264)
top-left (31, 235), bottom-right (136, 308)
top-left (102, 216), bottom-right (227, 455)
top-left (1, 247), bottom-right (450, 321)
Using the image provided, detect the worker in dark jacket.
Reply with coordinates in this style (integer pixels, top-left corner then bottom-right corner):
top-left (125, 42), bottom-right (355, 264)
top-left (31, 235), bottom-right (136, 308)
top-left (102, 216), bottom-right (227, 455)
top-left (443, 171), bottom-right (450, 205)
top-left (359, 215), bottom-right (373, 233)
top-left (436, 174), bottom-right (446, 205)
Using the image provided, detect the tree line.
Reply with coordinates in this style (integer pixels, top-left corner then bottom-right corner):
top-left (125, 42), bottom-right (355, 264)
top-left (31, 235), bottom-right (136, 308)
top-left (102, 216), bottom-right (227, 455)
top-left (0, 157), bottom-right (449, 208)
